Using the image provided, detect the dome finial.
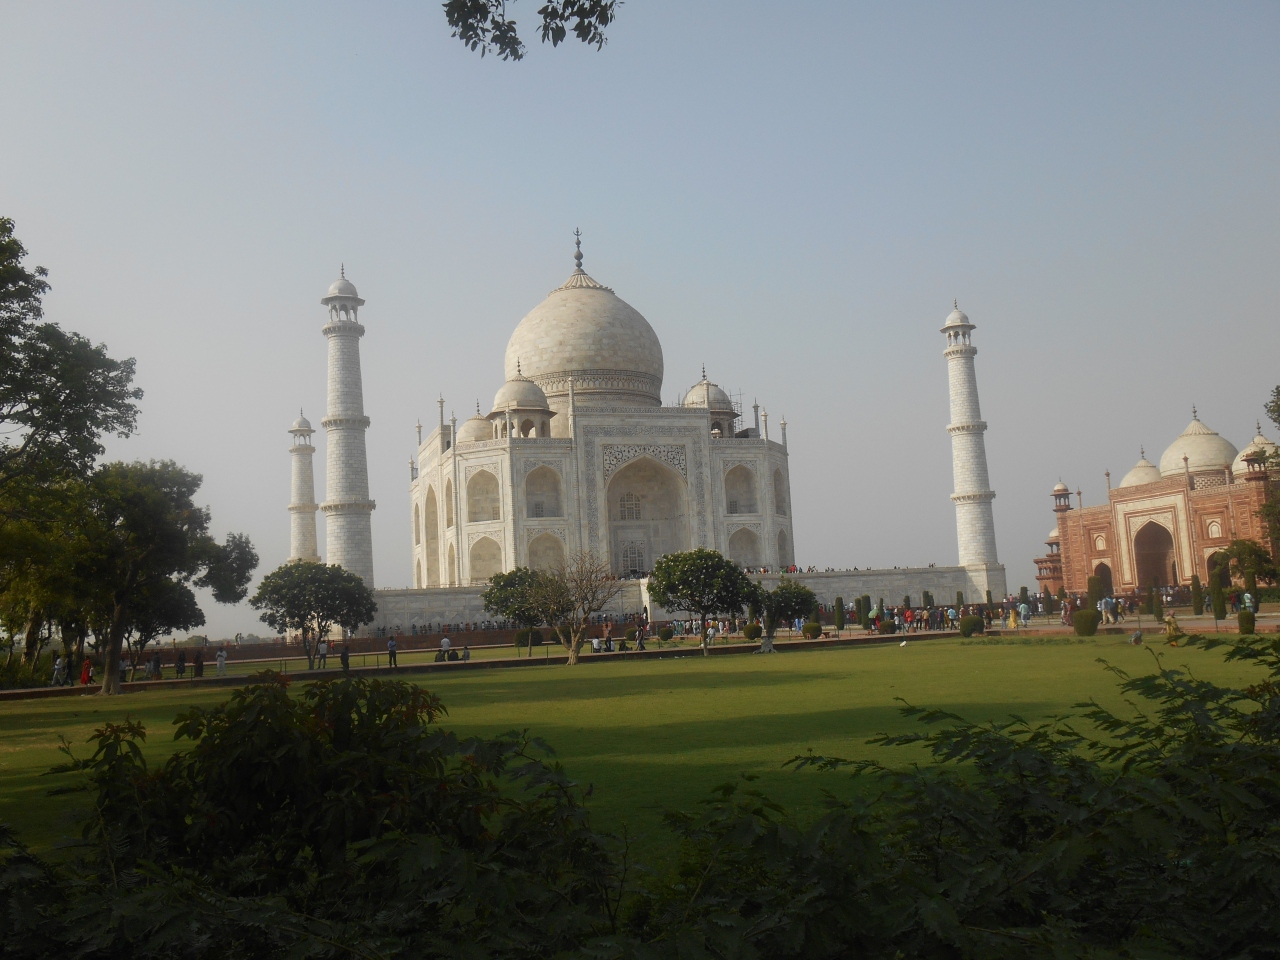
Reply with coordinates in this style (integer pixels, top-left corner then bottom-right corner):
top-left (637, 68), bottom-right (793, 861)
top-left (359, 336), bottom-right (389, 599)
top-left (1258, 420), bottom-right (1263, 435)
top-left (517, 358), bottom-right (523, 377)
top-left (573, 228), bottom-right (583, 271)
top-left (701, 363), bottom-right (707, 381)
top-left (1140, 445), bottom-right (1145, 458)
top-left (340, 263), bottom-right (345, 279)
top-left (476, 399), bottom-right (481, 415)
top-left (953, 298), bottom-right (958, 310)
top-left (1192, 405), bottom-right (1198, 420)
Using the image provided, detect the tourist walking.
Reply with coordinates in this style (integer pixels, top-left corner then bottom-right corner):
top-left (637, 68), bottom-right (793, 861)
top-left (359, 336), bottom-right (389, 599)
top-left (316, 640), bottom-right (328, 669)
top-left (51, 656), bottom-right (65, 687)
top-left (176, 650), bottom-right (187, 678)
top-left (340, 643), bottom-right (350, 672)
top-left (193, 650), bottom-right (204, 677)
top-left (387, 636), bottom-right (398, 667)
top-left (80, 659), bottom-right (93, 686)
top-left (216, 647), bottom-right (227, 677)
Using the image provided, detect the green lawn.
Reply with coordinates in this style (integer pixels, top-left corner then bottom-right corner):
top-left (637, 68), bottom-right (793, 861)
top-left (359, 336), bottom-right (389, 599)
top-left (0, 636), bottom-right (1264, 862)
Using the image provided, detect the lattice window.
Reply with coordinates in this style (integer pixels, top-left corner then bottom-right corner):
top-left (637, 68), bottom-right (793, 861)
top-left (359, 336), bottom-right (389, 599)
top-left (620, 542), bottom-right (645, 574)
top-left (727, 498), bottom-right (740, 514)
top-left (531, 500), bottom-right (545, 518)
top-left (619, 493), bottom-right (642, 520)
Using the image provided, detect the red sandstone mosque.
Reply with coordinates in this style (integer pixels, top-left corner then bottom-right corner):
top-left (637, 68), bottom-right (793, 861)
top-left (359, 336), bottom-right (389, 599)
top-left (1036, 410), bottom-right (1278, 596)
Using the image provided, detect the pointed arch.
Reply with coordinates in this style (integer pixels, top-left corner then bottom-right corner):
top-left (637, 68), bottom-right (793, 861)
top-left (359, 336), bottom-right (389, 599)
top-left (528, 533), bottom-right (566, 573)
top-left (423, 487), bottom-right (440, 585)
top-left (469, 536), bottom-right (503, 583)
top-left (724, 465), bottom-right (758, 514)
top-left (467, 469), bottom-right (501, 522)
top-left (525, 466), bottom-right (563, 518)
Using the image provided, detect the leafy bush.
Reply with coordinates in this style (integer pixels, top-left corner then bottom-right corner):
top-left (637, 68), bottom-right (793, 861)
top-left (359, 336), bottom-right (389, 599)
top-left (1192, 574), bottom-right (1205, 615)
top-left (1073, 609), bottom-right (1102, 636)
top-left (623, 626), bottom-right (638, 642)
top-left (1239, 610), bottom-right (1257, 635)
top-left (801, 622), bottom-right (822, 639)
top-left (958, 614), bottom-right (983, 637)
top-left (1152, 586), bottom-right (1163, 621)
top-left (833, 597), bottom-right (845, 631)
top-left (658, 626), bottom-right (675, 642)
top-left (514, 627), bottom-right (543, 648)
top-left (877, 619), bottom-right (897, 636)
top-left (0, 651), bottom-right (55, 690)
top-left (742, 623), bottom-right (762, 641)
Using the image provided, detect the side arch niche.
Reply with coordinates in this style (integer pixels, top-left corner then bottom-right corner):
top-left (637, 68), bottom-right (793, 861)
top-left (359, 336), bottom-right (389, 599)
top-left (1133, 521), bottom-right (1176, 588)
top-left (445, 480), bottom-right (454, 528)
top-left (773, 469), bottom-right (788, 516)
top-left (1094, 562), bottom-right (1114, 596)
top-left (528, 533), bottom-right (565, 573)
top-left (469, 536), bottom-right (502, 583)
top-left (724, 465), bottom-right (758, 515)
top-left (447, 543), bottom-right (456, 586)
top-left (727, 527), bottom-right (762, 567)
top-left (423, 488), bottom-right (440, 585)
top-left (467, 470), bottom-right (501, 522)
top-left (777, 528), bottom-right (794, 567)
top-left (607, 457), bottom-right (689, 577)
top-left (525, 466), bottom-right (563, 518)
top-left (413, 503), bottom-right (421, 545)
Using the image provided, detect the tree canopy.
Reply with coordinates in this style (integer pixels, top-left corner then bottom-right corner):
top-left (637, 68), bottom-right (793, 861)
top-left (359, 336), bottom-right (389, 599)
top-left (250, 561), bottom-right (377, 668)
top-left (444, 0), bottom-right (616, 60)
top-left (757, 576), bottom-right (818, 639)
top-left (648, 548), bottom-right (755, 654)
top-left (482, 566), bottom-right (553, 629)
top-left (0, 217), bottom-right (141, 497)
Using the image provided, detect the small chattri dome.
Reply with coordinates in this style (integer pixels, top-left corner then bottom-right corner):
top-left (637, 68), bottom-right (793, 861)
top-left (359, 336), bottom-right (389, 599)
top-left (290, 411), bottom-right (312, 432)
top-left (327, 276), bottom-right (358, 298)
top-left (491, 362), bottom-right (550, 414)
top-left (1047, 525), bottom-right (1061, 542)
top-left (682, 368), bottom-right (735, 416)
top-left (1232, 422), bottom-right (1277, 475)
top-left (456, 412), bottom-right (492, 443)
top-left (1053, 481), bottom-right (1069, 494)
top-left (1158, 410), bottom-right (1239, 477)
top-left (1119, 449), bottom-right (1161, 488)
top-left (942, 299), bottom-right (972, 329)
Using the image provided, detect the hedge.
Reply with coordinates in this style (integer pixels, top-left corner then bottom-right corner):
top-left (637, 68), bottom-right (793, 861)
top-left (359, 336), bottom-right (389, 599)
top-left (1073, 610), bottom-right (1102, 637)
top-left (515, 628), bottom-right (544, 648)
top-left (958, 615), bottom-right (983, 638)
top-left (1239, 610), bottom-right (1257, 635)
top-left (743, 623), bottom-right (762, 641)
top-left (801, 622), bottom-right (823, 640)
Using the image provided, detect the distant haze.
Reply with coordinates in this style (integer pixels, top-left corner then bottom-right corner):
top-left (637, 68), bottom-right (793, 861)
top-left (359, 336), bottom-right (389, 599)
top-left (2, 2), bottom-right (1277, 638)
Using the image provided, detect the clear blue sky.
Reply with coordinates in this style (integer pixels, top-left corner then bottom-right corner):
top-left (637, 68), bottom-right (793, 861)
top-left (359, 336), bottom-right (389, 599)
top-left (3, 2), bottom-right (1278, 637)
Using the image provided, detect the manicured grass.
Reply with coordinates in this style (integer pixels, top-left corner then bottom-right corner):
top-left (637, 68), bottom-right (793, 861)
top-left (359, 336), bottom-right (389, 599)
top-left (0, 636), bottom-right (1264, 862)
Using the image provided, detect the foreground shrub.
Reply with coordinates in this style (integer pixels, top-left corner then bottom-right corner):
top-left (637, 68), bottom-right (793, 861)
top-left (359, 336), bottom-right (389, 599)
top-left (958, 614), bottom-right (984, 637)
top-left (623, 626), bottom-right (638, 643)
top-left (877, 619), bottom-right (897, 636)
top-left (1240, 610), bottom-right (1257, 635)
top-left (742, 623), bottom-right (762, 641)
top-left (1074, 609), bottom-right (1102, 636)
top-left (801, 622), bottom-right (822, 639)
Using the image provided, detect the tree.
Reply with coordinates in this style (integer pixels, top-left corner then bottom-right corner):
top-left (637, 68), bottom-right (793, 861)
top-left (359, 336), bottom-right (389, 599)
top-left (1223, 538), bottom-right (1276, 596)
top-left (648, 549), bottom-right (755, 657)
top-left (78, 461), bottom-right (257, 694)
top-left (483, 566), bottom-right (556, 657)
top-left (251, 561), bottom-right (376, 669)
top-left (444, 0), bottom-right (617, 60)
top-left (1191, 574), bottom-right (1205, 615)
top-left (0, 218), bottom-right (141, 498)
top-left (757, 577), bottom-right (817, 642)
top-left (541, 551), bottom-right (619, 665)
top-left (833, 596), bottom-right (845, 636)
top-left (123, 578), bottom-right (204, 680)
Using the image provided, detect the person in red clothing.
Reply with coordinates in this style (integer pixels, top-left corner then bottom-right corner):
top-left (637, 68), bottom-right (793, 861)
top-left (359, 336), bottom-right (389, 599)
top-left (80, 658), bottom-right (93, 685)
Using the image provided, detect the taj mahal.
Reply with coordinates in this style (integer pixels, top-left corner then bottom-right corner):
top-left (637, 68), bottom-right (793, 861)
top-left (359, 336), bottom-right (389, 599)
top-left (286, 235), bottom-right (1008, 630)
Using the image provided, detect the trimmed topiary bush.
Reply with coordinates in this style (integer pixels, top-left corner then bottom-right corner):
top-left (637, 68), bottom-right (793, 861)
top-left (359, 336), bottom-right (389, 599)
top-left (833, 598), bottom-right (845, 632)
top-left (955, 591), bottom-right (965, 609)
top-left (877, 619), bottom-right (897, 636)
top-left (1212, 581), bottom-right (1227, 621)
top-left (801, 622), bottom-right (823, 640)
top-left (1191, 574), bottom-right (1204, 615)
top-left (1152, 586), bottom-right (1163, 622)
top-left (958, 614), bottom-right (983, 637)
top-left (1073, 610), bottom-right (1102, 637)
top-left (743, 623), bottom-right (762, 641)
top-left (1019, 586), bottom-right (1030, 607)
top-left (658, 626), bottom-right (675, 642)
top-left (1239, 610), bottom-right (1256, 635)
top-left (1087, 576), bottom-right (1103, 608)
top-left (624, 626), bottom-right (638, 643)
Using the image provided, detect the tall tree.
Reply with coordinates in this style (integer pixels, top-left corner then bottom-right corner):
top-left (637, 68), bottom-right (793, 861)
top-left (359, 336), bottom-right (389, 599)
top-left (250, 561), bottom-right (377, 669)
top-left (757, 577), bottom-right (818, 642)
top-left (483, 567), bottom-right (552, 630)
top-left (444, 0), bottom-right (616, 60)
top-left (648, 549), bottom-right (755, 656)
top-left (0, 218), bottom-right (141, 498)
top-left (77, 461), bottom-right (257, 694)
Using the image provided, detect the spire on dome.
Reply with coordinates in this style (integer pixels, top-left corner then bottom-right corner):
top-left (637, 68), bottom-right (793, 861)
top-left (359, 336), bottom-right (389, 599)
top-left (340, 263), bottom-right (345, 279)
top-left (953, 298), bottom-right (959, 310)
top-left (573, 228), bottom-right (583, 272)
top-left (517, 358), bottom-right (523, 377)
top-left (701, 363), bottom-right (707, 381)
top-left (1140, 445), bottom-right (1145, 458)
top-left (1192, 405), bottom-right (1199, 420)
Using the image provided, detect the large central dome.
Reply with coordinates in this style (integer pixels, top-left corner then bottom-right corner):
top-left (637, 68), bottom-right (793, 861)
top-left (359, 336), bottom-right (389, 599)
top-left (504, 247), bottom-right (663, 409)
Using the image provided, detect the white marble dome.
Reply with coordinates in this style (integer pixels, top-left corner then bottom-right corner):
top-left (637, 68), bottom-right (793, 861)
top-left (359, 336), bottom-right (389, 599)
top-left (504, 264), bottom-right (663, 407)
top-left (1232, 424), bottom-right (1277, 475)
top-left (682, 374), bottom-right (735, 415)
top-left (1053, 481), bottom-right (1069, 494)
top-left (1047, 525), bottom-right (1061, 542)
top-left (456, 412), bottom-right (491, 443)
top-left (1158, 413), bottom-right (1238, 477)
top-left (1119, 450), bottom-right (1162, 488)
top-left (491, 366), bottom-right (550, 414)
top-left (290, 412), bottom-right (313, 432)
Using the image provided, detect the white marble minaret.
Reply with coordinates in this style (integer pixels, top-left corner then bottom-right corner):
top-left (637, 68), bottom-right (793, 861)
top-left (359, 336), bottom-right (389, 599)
top-left (942, 302), bottom-right (1004, 595)
top-left (319, 268), bottom-right (376, 586)
top-left (287, 411), bottom-right (321, 562)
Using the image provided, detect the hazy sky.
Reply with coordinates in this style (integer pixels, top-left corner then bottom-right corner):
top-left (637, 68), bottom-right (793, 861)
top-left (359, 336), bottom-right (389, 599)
top-left (3, 2), bottom-right (1278, 638)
